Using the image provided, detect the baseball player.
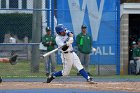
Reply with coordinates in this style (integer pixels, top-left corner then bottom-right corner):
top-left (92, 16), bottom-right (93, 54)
top-left (42, 27), bottom-right (56, 76)
top-left (0, 54), bottom-right (18, 83)
top-left (76, 25), bottom-right (92, 76)
top-left (133, 38), bottom-right (140, 75)
top-left (46, 24), bottom-right (96, 83)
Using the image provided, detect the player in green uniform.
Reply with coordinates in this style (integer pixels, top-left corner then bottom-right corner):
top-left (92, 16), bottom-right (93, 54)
top-left (133, 39), bottom-right (140, 75)
top-left (42, 27), bottom-right (56, 76)
top-left (76, 25), bottom-right (92, 76)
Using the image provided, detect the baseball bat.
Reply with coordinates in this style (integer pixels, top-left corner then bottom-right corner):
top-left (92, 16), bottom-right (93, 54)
top-left (42, 44), bottom-right (66, 58)
top-left (42, 48), bottom-right (59, 58)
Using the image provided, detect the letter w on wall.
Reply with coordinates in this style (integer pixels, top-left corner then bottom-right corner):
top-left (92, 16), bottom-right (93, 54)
top-left (68, 0), bottom-right (104, 41)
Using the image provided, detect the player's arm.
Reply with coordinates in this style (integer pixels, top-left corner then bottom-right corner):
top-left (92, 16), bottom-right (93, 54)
top-left (42, 36), bottom-right (49, 47)
top-left (66, 30), bottom-right (74, 45)
top-left (66, 30), bottom-right (73, 37)
top-left (49, 36), bottom-right (56, 46)
top-left (55, 37), bottom-right (68, 51)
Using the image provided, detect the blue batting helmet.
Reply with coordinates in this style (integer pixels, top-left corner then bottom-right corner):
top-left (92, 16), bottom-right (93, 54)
top-left (55, 24), bottom-right (66, 34)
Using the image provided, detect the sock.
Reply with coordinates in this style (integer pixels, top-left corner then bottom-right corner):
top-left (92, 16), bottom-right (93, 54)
top-left (53, 71), bottom-right (63, 77)
top-left (79, 69), bottom-right (89, 80)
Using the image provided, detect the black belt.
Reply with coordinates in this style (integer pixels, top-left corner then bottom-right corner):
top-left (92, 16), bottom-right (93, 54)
top-left (63, 51), bottom-right (74, 53)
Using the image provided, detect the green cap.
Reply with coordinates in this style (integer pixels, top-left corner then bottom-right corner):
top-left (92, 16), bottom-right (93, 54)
top-left (46, 27), bottom-right (51, 32)
top-left (81, 25), bottom-right (87, 29)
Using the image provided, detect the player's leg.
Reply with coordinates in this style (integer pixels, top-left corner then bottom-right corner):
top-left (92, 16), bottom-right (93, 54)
top-left (50, 53), bottom-right (56, 73)
top-left (73, 52), bottom-right (96, 83)
top-left (0, 58), bottom-right (9, 63)
top-left (46, 65), bottom-right (71, 83)
top-left (136, 60), bottom-right (140, 75)
top-left (79, 52), bottom-right (84, 65)
top-left (85, 54), bottom-right (92, 76)
top-left (54, 53), bottom-right (73, 76)
top-left (84, 54), bottom-right (90, 71)
top-left (73, 52), bottom-right (89, 79)
top-left (50, 59), bottom-right (73, 79)
top-left (46, 53), bottom-right (73, 83)
top-left (0, 55), bottom-right (18, 65)
top-left (44, 55), bottom-right (50, 76)
top-left (77, 52), bottom-right (84, 76)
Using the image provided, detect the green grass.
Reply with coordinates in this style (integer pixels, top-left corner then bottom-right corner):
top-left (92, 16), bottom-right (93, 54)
top-left (0, 60), bottom-right (96, 78)
top-left (1, 60), bottom-right (140, 79)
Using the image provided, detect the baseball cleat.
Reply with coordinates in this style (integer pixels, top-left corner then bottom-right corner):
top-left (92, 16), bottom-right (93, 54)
top-left (46, 75), bottom-right (55, 83)
top-left (9, 55), bottom-right (18, 65)
top-left (87, 78), bottom-right (97, 84)
top-left (0, 77), bottom-right (2, 83)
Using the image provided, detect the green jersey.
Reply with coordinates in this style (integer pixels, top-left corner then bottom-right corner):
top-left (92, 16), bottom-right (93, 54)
top-left (132, 47), bottom-right (140, 57)
top-left (76, 33), bottom-right (92, 54)
top-left (42, 34), bottom-right (56, 52)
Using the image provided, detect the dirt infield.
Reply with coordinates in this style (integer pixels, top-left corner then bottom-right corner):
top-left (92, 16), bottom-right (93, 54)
top-left (0, 82), bottom-right (140, 92)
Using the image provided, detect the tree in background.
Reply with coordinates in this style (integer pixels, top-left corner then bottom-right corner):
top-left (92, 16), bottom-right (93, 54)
top-left (0, 13), bottom-right (32, 43)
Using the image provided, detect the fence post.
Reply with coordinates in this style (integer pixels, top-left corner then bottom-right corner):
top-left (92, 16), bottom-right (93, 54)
top-left (116, 0), bottom-right (120, 75)
top-left (31, 0), bottom-right (42, 73)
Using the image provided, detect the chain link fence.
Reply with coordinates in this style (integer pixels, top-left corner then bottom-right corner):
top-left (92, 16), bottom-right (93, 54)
top-left (0, 0), bottom-right (47, 78)
top-left (0, 43), bottom-right (44, 78)
top-left (0, 0), bottom-right (120, 79)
